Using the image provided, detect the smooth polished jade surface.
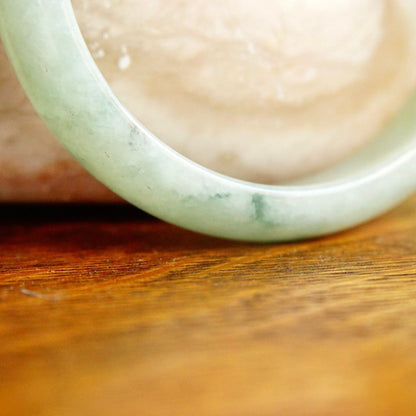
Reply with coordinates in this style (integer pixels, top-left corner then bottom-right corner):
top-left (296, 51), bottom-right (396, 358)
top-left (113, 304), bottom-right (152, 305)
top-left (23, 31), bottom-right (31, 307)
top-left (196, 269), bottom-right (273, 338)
top-left (1, 0), bottom-right (416, 241)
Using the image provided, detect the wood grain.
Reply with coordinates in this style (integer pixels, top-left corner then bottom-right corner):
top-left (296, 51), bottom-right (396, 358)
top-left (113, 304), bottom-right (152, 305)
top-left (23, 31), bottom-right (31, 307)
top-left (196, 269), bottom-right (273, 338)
top-left (0, 197), bottom-right (415, 416)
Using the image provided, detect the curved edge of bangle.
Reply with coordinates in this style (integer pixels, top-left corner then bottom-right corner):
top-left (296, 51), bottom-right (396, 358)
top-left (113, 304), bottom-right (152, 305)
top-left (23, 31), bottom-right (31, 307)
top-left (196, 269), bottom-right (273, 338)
top-left (1, 0), bottom-right (416, 242)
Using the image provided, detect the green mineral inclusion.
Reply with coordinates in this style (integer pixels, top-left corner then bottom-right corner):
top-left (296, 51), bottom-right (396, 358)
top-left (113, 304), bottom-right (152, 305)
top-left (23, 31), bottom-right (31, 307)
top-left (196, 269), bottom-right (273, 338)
top-left (1, 0), bottom-right (416, 242)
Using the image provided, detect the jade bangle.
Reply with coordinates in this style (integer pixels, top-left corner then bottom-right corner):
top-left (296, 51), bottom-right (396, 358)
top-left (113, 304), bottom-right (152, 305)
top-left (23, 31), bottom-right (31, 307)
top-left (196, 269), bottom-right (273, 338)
top-left (1, 0), bottom-right (416, 242)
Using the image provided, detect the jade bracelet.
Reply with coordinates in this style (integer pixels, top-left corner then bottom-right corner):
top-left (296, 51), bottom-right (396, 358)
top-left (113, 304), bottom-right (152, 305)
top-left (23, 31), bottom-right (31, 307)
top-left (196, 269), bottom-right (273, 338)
top-left (1, 0), bottom-right (416, 242)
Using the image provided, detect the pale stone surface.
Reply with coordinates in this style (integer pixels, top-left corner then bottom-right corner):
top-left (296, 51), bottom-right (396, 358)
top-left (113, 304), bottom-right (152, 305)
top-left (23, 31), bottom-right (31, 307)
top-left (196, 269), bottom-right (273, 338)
top-left (1, 0), bottom-right (416, 201)
top-left (74, 0), bottom-right (416, 182)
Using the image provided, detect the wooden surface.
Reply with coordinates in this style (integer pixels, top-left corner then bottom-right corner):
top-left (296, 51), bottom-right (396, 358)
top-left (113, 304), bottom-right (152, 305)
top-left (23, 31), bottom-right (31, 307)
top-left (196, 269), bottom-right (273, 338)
top-left (0, 197), bottom-right (415, 416)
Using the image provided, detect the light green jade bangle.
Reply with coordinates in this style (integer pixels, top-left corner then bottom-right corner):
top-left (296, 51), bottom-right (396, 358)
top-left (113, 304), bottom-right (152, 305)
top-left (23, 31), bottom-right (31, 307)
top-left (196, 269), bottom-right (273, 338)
top-left (1, 0), bottom-right (416, 242)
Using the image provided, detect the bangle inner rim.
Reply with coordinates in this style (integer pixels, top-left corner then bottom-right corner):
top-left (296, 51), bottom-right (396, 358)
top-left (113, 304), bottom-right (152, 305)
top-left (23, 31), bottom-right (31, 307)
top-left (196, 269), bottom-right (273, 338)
top-left (73, 4), bottom-right (416, 188)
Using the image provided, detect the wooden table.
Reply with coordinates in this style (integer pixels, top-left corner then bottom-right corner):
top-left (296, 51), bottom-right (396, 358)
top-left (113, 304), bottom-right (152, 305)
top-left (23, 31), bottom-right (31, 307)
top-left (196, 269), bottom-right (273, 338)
top-left (1, 196), bottom-right (415, 416)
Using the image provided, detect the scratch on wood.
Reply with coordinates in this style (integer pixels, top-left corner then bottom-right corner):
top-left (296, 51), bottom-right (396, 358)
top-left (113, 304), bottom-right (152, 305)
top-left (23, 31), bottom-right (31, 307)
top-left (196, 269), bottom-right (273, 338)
top-left (20, 288), bottom-right (62, 301)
